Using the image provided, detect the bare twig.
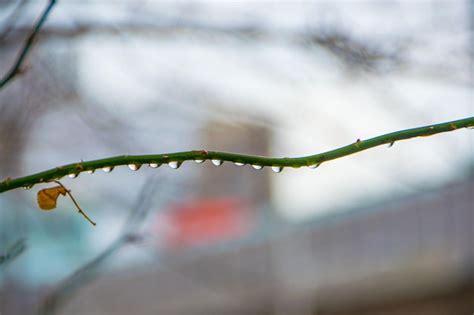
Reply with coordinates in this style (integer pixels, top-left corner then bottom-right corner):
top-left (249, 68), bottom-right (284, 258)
top-left (53, 180), bottom-right (96, 226)
top-left (0, 0), bottom-right (56, 89)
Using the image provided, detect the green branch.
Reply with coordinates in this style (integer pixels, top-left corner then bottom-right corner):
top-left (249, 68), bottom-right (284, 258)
top-left (0, 0), bottom-right (56, 89)
top-left (1, 116), bottom-right (473, 193)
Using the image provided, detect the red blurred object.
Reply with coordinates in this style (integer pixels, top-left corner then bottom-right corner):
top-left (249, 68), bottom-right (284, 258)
top-left (159, 197), bottom-right (253, 249)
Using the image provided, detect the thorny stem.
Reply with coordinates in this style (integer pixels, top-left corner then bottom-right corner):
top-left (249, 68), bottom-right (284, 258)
top-left (54, 181), bottom-right (96, 226)
top-left (0, 116), bottom-right (473, 194)
top-left (0, 0), bottom-right (56, 89)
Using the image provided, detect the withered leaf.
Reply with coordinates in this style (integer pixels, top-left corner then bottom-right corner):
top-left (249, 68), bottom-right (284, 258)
top-left (37, 185), bottom-right (67, 210)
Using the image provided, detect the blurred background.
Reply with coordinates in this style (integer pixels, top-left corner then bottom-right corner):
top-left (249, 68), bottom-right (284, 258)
top-left (0, 1), bottom-right (473, 314)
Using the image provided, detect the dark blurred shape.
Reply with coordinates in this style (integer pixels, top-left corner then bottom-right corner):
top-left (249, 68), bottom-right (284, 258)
top-left (307, 29), bottom-right (404, 73)
top-left (0, 238), bottom-right (26, 266)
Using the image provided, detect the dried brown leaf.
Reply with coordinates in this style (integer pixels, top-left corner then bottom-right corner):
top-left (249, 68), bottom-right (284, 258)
top-left (37, 186), bottom-right (67, 210)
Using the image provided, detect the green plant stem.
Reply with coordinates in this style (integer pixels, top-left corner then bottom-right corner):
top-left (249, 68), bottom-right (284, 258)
top-left (1, 116), bottom-right (473, 193)
top-left (0, 0), bottom-right (56, 89)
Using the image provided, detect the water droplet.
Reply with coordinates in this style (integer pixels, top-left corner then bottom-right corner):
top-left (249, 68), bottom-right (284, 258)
top-left (234, 162), bottom-right (245, 166)
top-left (387, 141), bottom-right (395, 148)
top-left (252, 165), bottom-right (263, 170)
top-left (168, 161), bottom-right (182, 169)
top-left (23, 184), bottom-right (33, 190)
top-left (271, 166), bottom-right (283, 173)
top-left (68, 173), bottom-right (79, 178)
top-left (148, 163), bottom-right (160, 168)
top-left (128, 164), bottom-right (141, 171)
top-left (308, 163), bottom-right (320, 169)
top-left (194, 159), bottom-right (205, 164)
top-left (87, 169), bottom-right (95, 174)
top-left (102, 166), bottom-right (114, 173)
top-left (211, 159), bottom-right (223, 166)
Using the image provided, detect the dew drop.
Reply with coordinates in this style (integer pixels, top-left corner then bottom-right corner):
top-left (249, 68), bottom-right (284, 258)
top-left (211, 159), bottom-right (223, 166)
top-left (271, 166), bottom-right (283, 173)
top-left (308, 163), bottom-right (320, 169)
top-left (234, 162), bottom-right (245, 166)
top-left (252, 165), bottom-right (263, 170)
top-left (168, 161), bottom-right (182, 169)
top-left (87, 169), bottom-right (95, 174)
top-left (148, 163), bottom-right (160, 168)
top-left (194, 159), bottom-right (205, 164)
top-left (23, 184), bottom-right (34, 190)
top-left (128, 164), bottom-right (141, 171)
top-left (68, 173), bottom-right (79, 178)
top-left (102, 166), bottom-right (114, 173)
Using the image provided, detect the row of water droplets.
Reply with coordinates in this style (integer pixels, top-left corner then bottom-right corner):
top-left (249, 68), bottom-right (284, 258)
top-left (22, 123), bottom-right (474, 190)
top-left (68, 127), bottom-right (474, 180)
top-left (63, 159), bottom-right (322, 179)
top-left (22, 159), bottom-right (322, 189)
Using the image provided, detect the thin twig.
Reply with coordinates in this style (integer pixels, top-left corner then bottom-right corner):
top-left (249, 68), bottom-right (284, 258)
top-left (0, 0), bottom-right (56, 89)
top-left (0, 116), bottom-right (473, 193)
top-left (53, 180), bottom-right (96, 226)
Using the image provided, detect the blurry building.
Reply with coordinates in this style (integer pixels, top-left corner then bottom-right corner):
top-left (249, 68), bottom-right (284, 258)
top-left (159, 120), bottom-right (271, 250)
top-left (59, 176), bottom-right (473, 315)
top-left (201, 120), bottom-right (270, 204)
